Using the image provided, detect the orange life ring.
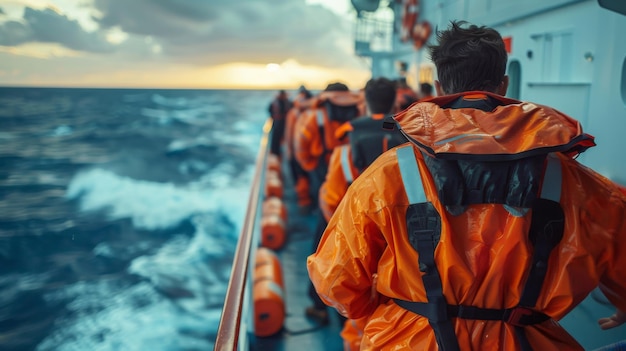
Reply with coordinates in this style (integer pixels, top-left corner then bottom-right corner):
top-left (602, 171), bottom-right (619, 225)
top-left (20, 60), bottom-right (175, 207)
top-left (412, 20), bottom-right (432, 50)
top-left (267, 153), bottom-right (282, 176)
top-left (260, 214), bottom-right (286, 250)
top-left (262, 196), bottom-right (287, 221)
top-left (401, 0), bottom-right (419, 42)
top-left (265, 170), bottom-right (284, 198)
top-left (253, 247), bottom-right (285, 337)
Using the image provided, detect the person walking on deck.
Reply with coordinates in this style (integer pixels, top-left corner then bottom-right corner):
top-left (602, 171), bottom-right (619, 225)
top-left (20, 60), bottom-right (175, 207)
top-left (268, 90), bottom-right (293, 157)
top-left (294, 82), bottom-right (362, 325)
top-left (293, 82), bottom-right (362, 208)
top-left (308, 20), bottom-right (626, 350)
top-left (317, 76), bottom-right (408, 350)
top-left (284, 86), bottom-right (315, 211)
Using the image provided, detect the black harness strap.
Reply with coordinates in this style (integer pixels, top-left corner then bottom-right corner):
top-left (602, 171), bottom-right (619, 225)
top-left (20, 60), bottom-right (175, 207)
top-left (397, 146), bottom-right (460, 351)
top-left (393, 300), bottom-right (551, 326)
top-left (512, 155), bottom-right (564, 350)
top-left (408, 202), bottom-right (460, 351)
top-left (394, 146), bottom-right (564, 351)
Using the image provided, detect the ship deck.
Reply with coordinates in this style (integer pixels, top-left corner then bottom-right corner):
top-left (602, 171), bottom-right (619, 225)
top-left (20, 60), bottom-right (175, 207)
top-left (250, 158), bottom-right (344, 351)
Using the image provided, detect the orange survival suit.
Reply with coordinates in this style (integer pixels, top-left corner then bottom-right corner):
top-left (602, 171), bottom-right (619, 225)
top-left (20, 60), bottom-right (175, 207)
top-left (294, 90), bottom-right (363, 199)
top-left (319, 113), bottom-right (408, 350)
top-left (285, 93), bottom-right (315, 208)
top-left (308, 92), bottom-right (626, 350)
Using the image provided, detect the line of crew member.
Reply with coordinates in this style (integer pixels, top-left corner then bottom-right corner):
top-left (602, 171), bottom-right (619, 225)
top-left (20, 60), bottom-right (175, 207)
top-left (291, 82), bottom-right (363, 324)
top-left (284, 86), bottom-right (315, 211)
top-left (308, 20), bottom-right (626, 350)
top-left (285, 79), bottom-right (421, 334)
top-left (293, 82), bottom-right (363, 199)
top-left (317, 77), bottom-right (410, 350)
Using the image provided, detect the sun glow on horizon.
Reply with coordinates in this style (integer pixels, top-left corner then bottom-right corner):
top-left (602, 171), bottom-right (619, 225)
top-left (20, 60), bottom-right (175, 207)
top-left (0, 55), bottom-right (370, 90)
top-left (265, 63), bottom-right (281, 73)
top-left (208, 60), bottom-right (370, 90)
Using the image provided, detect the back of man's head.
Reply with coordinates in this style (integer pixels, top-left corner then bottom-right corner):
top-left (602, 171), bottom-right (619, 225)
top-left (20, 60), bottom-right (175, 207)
top-left (429, 20), bottom-right (507, 94)
top-left (420, 83), bottom-right (433, 96)
top-left (365, 77), bottom-right (397, 114)
top-left (324, 82), bottom-right (349, 92)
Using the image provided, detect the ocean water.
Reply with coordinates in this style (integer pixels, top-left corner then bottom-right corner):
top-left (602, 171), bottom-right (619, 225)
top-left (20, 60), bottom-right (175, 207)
top-left (0, 87), bottom-right (276, 350)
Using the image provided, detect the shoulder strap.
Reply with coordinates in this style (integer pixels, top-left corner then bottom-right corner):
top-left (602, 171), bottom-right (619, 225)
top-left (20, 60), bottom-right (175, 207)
top-left (316, 109), bottom-right (328, 165)
top-left (396, 145), bottom-right (460, 351)
top-left (341, 146), bottom-right (355, 185)
top-left (396, 145), bottom-right (426, 203)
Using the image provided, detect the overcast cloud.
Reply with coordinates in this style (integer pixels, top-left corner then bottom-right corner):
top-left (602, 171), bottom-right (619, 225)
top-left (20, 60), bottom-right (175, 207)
top-left (0, 0), bottom-right (360, 67)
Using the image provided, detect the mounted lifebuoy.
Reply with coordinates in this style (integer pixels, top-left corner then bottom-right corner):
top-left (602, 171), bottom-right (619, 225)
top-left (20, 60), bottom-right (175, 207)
top-left (253, 247), bottom-right (285, 337)
top-left (401, 0), bottom-right (419, 42)
top-left (412, 20), bottom-right (432, 50)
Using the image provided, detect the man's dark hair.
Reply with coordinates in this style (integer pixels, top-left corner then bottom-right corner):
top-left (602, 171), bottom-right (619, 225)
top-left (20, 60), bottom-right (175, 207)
top-left (364, 77), bottom-right (397, 114)
top-left (429, 20), bottom-right (507, 94)
top-left (420, 82), bottom-right (433, 96)
top-left (324, 82), bottom-right (349, 92)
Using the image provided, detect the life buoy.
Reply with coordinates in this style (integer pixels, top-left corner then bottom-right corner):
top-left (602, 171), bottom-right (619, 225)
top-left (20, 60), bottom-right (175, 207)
top-left (401, 0), bottom-right (419, 42)
top-left (412, 20), bottom-right (432, 50)
top-left (267, 153), bottom-right (282, 176)
top-left (262, 196), bottom-right (287, 221)
top-left (260, 214), bottom-right (286, 250)
top-left (253, 247), bottom-right (285, 337)
top-left (265, 170), bottom-right (284, 198)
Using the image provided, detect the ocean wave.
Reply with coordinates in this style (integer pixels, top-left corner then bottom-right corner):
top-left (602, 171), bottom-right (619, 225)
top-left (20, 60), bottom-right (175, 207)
top-left (66, 169), bottom-right (216, 231)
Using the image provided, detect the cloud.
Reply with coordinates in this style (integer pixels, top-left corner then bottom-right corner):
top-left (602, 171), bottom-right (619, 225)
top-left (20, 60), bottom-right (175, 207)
top-left (91, 0), bottom-right (360, 67)
top-left (0, 1), bottom-right (362, 67)
top-left (0, 1), bottom-right (372, 89)
top-left (0, 6), bottom-right (114, 53)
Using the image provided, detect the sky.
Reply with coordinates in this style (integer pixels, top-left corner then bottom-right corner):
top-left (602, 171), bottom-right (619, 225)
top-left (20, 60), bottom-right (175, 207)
top-left (0, 0), bottom-right (373, 89)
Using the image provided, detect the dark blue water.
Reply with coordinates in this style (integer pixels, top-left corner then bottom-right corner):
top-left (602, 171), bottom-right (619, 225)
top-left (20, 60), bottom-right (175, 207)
top-left (0, 87), bottom-right (275, 350)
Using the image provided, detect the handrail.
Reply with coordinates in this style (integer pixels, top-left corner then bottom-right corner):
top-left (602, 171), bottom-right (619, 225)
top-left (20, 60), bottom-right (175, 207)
top-left (214, 118), bottom-right (273, 351)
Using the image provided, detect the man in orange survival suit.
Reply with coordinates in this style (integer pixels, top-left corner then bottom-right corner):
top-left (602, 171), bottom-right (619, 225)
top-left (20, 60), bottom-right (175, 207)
top-left (308, 20), bottom-right (626, 350)
top-left (268, 90), bottom-right (293, 157)
top-left (284, 86), bottom-right (315, 211)
top-left (295, 82), bottom-right (363, 324)
top-left (319, 77), bottom-right (407, 224)
top-left (318, 77), bottom-right (408, 350)
top-left (293, 82), bottom-right (362, 208)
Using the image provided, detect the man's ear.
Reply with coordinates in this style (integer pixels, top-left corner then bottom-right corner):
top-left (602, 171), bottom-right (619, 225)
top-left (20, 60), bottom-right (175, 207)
top-left (497, 75), bottom-right (509, 96)
top-left (434, 80), bottom-right (445, 96)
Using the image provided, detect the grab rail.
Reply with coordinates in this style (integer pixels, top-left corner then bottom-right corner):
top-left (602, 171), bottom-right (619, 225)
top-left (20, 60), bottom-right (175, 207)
top-left (214, 118), bottom-right (273, 351)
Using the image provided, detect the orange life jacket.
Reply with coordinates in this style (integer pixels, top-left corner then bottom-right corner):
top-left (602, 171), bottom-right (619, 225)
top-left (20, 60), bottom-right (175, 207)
top-left (294, 91), bottom-right (363, 173)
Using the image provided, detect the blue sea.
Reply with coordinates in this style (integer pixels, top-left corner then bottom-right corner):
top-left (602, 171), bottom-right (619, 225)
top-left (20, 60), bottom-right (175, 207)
top-left (0, 87), bottom-right (277, 350)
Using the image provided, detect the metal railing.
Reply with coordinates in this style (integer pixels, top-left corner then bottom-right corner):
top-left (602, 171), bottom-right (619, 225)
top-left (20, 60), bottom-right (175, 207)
top-left (214, 119), bottom-right (273, 351)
